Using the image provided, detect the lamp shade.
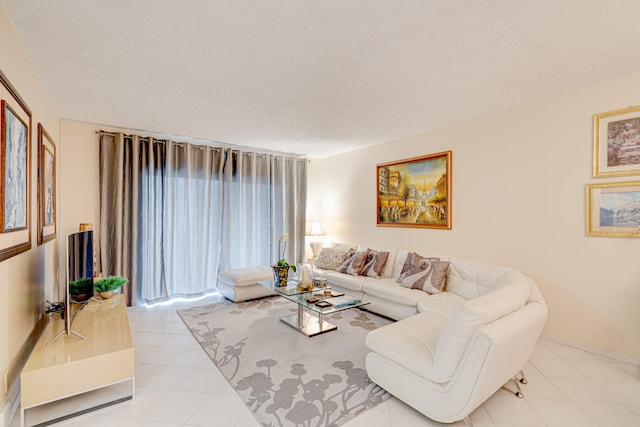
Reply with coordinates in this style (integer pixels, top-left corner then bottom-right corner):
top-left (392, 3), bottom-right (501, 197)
top-left (306, 220), bottom-right (326, 237)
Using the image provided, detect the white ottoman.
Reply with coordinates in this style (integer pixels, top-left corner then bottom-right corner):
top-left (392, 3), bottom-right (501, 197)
top-left (218, 266), bottom-right (276, 302)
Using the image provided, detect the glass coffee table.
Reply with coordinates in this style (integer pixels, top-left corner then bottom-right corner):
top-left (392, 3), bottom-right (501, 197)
top-left (257, 280), bottom-right (369, 337)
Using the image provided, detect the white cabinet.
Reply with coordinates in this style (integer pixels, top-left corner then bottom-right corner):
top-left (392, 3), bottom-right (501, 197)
top-left (20, 295), bottom-right (134, 426)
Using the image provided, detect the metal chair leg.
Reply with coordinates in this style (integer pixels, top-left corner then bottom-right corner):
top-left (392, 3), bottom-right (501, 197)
top-left (517, 369), bottom-right (528, 384)
top-left (501, 376), bottom-right (525, 398)
top-left (512, 377), bottom-right (524, 398)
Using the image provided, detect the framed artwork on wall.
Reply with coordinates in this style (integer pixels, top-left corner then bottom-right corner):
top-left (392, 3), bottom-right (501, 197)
top-left (377, 151), bottom-right (452, 229)
top-left (593, 105), bottom-right (640, 178)
top-left (37, 123), bottom-right (56, 245)
top-left (0, 70), bottom-right (32, 261)
top-left (586, 181), bottom-right (640, 238)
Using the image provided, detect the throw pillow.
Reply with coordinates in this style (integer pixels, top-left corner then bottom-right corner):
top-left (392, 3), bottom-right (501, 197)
top-left (314, 248), bottom-right (350, 270)
top-left (397, 252), bottom-right (449, 293)
top-left (336, 248), bottom-right (357, 273)
top-left (397, 252), bottom-right (439, 283)
top-left (337, 250), bottom-right (369, 276)
top-left (360, 249), bottom-right (390, 278)
top-left (397, 260), bottom-right (449, 293)
top-left (419, 260), bottom-right (450, 293)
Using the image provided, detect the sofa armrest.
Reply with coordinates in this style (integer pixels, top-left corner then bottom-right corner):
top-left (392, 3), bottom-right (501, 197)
top-left (463, 301), bottom-right (548, 406)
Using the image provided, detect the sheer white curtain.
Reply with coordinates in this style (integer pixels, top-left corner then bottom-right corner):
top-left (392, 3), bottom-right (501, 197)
top-left (220, 151), bottom-right (307, 270)
top-left (99, 132), bottom-right (307, 305)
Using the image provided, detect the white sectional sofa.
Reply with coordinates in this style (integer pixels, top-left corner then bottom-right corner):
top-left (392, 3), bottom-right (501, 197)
top-left (312, 245), bottom-right (548, 427)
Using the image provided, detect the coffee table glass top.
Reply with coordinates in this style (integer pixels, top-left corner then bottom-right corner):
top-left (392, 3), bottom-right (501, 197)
top-left (257, 280), bottom-right (369, 316)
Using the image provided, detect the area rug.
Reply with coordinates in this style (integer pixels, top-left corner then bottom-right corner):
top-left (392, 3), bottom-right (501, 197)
top-left (177, 296), bottom-right (393, 427)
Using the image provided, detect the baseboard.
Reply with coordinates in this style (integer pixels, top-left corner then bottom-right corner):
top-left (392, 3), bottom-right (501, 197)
top-left (541, 334), bottom-right (640, 366)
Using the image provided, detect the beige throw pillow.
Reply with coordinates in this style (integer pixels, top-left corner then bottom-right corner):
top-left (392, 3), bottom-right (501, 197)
top-left (360, 249), bottom-right (390, 278)
top-left (397, 252), bottom-right (450, 293)
top-left (337, 250), bottom-right (369, 276)
top-left (397, 252), bottom-right (438, 281)
top-left (314, 248), bottom-right (350, 270)
top-left (335, 248), bottom-right (356, 273)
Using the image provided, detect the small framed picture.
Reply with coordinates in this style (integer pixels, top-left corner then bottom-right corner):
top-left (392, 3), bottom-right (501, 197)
top-left (37, 123), bottom-right (56, 245)
top-left (586, 181), bottom-right (640, 237)
top-left (593, 105), bottom-right (640, 178)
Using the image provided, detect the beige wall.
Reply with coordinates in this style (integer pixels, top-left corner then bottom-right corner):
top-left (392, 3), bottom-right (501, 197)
top-left (58, 121), bottom-right (101, 272)
top-left (0, 5), bottom-right (60, 423)
top-left (309, 72), bottom-right (640, 360)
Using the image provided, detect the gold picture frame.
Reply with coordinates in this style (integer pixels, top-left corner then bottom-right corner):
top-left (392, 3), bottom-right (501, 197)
top-left (593, 105), bottom-right (640, 178)
top-left (37, 123), bottom-right (56, 245)
top-left (377, 151), bottom-right (452, 229)
top-left (586, 181), bottom-right (640, 238)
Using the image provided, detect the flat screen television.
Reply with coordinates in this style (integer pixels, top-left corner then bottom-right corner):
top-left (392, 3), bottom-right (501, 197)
top-left (49, 230), bottom-right (93, 344)
top-left (67, 229), bottom-right (94, 302)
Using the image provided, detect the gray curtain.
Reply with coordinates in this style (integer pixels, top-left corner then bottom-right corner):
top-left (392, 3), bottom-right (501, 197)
top-left (99, 132), bottom-right (307, 305)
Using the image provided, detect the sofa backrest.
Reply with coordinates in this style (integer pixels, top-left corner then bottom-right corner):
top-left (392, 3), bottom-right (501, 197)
top-left (446, 257), bottom-right (529, 300)
top-left (432, 280), bottom-right (530, 383)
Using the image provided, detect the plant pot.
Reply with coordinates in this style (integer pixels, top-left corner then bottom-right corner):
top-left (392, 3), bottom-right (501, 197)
top-left (99, 289), bottom-right (120, 299)
top-left (272, 265), bottom-right (289, 287)
top-left (70, 293), bottom-right (91, 302)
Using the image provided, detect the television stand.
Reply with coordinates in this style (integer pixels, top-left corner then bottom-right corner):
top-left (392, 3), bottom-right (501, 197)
top-left (20, 295), bottom-right (134, 427)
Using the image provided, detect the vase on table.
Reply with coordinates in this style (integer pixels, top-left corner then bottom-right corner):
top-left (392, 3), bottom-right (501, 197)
top-left (272, 265), bottom-right (289, 287)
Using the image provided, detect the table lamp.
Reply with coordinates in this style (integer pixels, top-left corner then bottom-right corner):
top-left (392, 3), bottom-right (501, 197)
top-left (306, 220), bottom-right (326, 259)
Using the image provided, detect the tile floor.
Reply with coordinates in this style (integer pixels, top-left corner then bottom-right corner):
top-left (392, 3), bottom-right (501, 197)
top-left (12, 293), bottom-right (640, 427)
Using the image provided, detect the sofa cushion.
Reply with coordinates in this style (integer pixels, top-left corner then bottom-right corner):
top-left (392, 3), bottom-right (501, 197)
top-left (331, 242), bottom-right (357, 252)
top-left (218, 266), bottom-right (273, 287)
top-left (361, 249), bottom-right (390, 278)
top-left (324, 271), bottom-right (367, 292)
top-left (380, 249), bottom-right (398, 278)
top-left (363, 279), bottom-right (429, 307)
top-left (314, 247), bottom-right (350, 270)
top-left (365, 311), bottom-right (449, 381)
top-left (391, 250), bottom-right (410, 278)
top-left (417, 291), bottom-right (466, 317)
top-left (432, 281), bottom-right (530, 383)
top-left (446, 257), bottom-right (528, 300)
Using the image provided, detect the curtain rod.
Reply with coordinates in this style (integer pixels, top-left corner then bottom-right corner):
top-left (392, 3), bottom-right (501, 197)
top-left (95, 129), bottom-right (309, 161)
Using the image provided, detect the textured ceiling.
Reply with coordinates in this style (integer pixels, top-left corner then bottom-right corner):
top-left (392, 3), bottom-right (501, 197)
top-left (3, 0), bottom-right (640, 157)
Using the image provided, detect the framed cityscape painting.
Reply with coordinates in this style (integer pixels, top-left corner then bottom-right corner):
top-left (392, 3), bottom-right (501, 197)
top-left (38, 123), bottom-right (56, 245)
top-left (593, 105), bottom-right (640, 178)
top-left (377, 151), bottom-right (452, 229)
top-left (0, 70), bottom-right (32, 261)
top-left (586, 181), bottom-right (640, 238)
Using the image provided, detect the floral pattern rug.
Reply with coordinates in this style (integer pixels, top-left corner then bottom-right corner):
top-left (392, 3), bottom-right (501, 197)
top-left (177, 296), bottom-right (393, 427)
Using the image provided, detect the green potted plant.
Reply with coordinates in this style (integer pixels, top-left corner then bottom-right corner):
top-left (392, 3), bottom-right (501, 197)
top-left (94, 276), bottom-right (128, 299)
top-left (272, 234), bottom-right (296, 287)
top-left (68, 277), bottom-right (94, 302)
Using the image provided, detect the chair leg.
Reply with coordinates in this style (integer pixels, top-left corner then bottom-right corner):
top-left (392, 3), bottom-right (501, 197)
top-left (511, 376), bottom-right (524, 398)
top-left (463, 415), bottom-right (474, 427)
top-left (517, 369), bottom-right (528, 384)
top-left (501, 376), bottom-right (525, 398)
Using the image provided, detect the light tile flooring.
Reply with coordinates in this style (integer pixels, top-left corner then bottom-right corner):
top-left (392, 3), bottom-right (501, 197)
top-left (12, 293), bottom-right (640, 427)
